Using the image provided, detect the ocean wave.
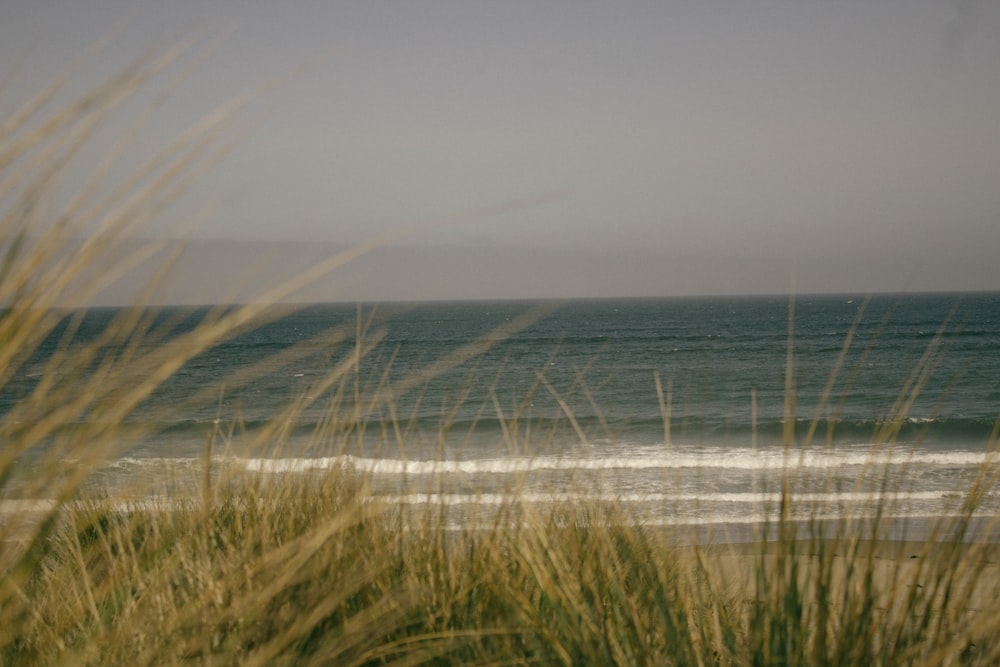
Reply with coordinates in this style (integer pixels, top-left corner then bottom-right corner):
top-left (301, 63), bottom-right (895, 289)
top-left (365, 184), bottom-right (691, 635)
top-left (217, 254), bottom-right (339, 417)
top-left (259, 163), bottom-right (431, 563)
top-left (239, 447), bottom-right (994, 475)
top-left (376, 490), bottom-right (957, 506)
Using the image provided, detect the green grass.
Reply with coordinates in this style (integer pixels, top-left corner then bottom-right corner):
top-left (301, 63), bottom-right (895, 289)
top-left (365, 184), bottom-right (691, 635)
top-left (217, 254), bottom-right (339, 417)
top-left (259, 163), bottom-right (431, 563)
top-left (2, 41), bottom-right (1000, 666)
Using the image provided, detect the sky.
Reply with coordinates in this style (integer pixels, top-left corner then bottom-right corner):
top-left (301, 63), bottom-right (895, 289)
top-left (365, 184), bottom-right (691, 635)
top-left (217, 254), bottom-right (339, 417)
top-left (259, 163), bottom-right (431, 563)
top-left (2, 1), bottom-right (999, 303)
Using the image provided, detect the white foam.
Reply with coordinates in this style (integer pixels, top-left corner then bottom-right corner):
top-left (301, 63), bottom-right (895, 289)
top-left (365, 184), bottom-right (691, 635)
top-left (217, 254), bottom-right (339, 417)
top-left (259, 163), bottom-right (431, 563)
top-left (0, 497), bottom-right (178, 515)
top-left (108, 456), bottom-right (201, 468)
top-left (377, 490), bottom-right (957, 506)
top-left (239, 448), bottom-right (993, 475)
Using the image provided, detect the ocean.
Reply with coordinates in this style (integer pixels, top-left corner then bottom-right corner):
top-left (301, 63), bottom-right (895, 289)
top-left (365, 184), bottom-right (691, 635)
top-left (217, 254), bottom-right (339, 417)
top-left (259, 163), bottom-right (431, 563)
top-left (8, 292), bottom-right (1000, 538)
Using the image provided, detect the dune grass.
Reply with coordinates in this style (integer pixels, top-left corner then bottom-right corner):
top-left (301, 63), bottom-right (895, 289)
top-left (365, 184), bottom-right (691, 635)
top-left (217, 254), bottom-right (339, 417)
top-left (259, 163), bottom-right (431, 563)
top-left (2, 43), bottom-right (1000, 666)
top-left (7, 465), bottom-right (1000, 666)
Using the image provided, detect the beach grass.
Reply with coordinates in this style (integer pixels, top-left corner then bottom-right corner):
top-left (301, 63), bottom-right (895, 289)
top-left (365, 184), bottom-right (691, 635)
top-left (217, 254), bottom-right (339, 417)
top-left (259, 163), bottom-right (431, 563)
top-left (6, 469), bottom-right (1000, 665)
top-left (2, 43), bottom-right (1000, 666)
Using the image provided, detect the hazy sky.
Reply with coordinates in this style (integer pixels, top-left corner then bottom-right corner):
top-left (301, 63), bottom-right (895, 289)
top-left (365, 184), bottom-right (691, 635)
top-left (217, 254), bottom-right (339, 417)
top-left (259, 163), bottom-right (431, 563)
top-left (3, 1), bottom-right (999, 302)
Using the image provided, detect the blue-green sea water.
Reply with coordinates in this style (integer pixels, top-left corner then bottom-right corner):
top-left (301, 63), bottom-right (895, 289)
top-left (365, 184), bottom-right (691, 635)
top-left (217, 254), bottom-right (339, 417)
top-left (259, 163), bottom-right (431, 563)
top-left (8, 292), bottom-right (1000, 533)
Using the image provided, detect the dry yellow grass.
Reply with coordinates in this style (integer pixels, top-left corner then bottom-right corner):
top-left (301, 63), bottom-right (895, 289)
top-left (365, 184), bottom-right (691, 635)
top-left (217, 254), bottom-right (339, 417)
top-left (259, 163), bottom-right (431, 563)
top-left (1, 39), bottom-right (1000, 667)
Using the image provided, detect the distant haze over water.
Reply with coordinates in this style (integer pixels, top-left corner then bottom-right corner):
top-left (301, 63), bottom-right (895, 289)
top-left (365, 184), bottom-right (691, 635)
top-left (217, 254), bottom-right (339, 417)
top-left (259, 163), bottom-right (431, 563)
top-left (76, 238), bottom-right (1000, 306)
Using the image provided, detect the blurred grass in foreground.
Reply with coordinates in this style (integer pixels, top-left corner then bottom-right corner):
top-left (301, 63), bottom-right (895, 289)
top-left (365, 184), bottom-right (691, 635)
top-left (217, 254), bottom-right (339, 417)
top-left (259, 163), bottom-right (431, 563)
top-left (2, 41), bottom-right (1000, 666)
